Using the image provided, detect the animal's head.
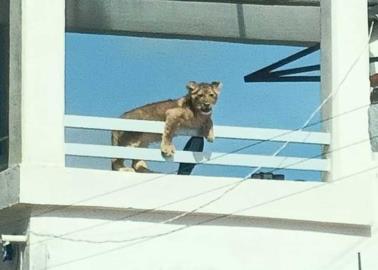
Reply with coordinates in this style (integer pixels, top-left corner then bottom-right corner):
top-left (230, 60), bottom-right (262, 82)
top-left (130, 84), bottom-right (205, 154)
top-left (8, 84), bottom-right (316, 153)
top-left (186, 81), bottom-right (222, 115)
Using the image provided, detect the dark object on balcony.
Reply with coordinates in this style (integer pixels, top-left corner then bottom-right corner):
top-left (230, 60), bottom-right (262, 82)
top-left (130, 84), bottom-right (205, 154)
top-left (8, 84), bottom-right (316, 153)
top-left (371, 88), bottom-right (378, 104)
top-left (370, 73), bottom-right (378, 88)
top-left (2, 242), bottom-right (13, 262)
top-left (369, 88), bottom-right (378, 151)
top-left (178, 136), bottom-right (204, 175)
top-left (251, 172), bottom-right (285, 180)
top-left (244, 47), bottom-right (378, 84)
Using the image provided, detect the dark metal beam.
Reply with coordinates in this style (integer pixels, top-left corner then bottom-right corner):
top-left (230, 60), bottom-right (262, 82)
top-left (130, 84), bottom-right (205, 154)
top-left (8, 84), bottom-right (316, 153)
top-left (252, 76), bottom-right (320, 82)
top-left (270, 65), bottom-right (320, 77)
top-left (244, 44), bottom-right (320, 83)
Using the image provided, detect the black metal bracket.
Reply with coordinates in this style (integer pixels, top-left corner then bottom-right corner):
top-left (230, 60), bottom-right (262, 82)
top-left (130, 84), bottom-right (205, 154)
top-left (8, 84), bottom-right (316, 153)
top-left (244, 43), bottom-right (378, 84)
top-left (244, 44), bottom-right (321, 83)
top-left (177, 137), bottom-right (204, 175)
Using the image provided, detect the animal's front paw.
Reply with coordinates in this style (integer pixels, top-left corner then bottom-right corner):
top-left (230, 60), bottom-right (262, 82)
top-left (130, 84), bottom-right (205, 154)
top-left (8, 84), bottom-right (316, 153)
top-left (206, 134), bottom-right (215, 143)
top-left (117, 167), bottom-right (136, 173)
top-left (161, 143), bottom-right (176, 157)
top-left (205, 129), bottom-right (215, 143)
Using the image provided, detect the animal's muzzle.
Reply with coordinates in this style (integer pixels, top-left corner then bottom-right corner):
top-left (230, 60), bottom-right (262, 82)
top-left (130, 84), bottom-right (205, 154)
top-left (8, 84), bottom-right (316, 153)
top-left (200, 104), bottom-right (212, 114)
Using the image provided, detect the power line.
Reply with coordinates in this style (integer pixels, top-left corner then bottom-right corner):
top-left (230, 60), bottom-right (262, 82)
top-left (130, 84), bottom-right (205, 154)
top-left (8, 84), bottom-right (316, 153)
top-left (0, 100), bottom-right (364, 230)
top-left (30, 22), bottom-right (378, 269)
top-left (0, 70), bottom-right (373, 243)
top-left (242, 18), bottom-right (375, 178)
top-left (0, 99), bottom-right (370, 236)
top-left (269, 135), bottom-right (376, 175)
top-left (27, 133), bottom-right (378, 248)
top-left (2, 21), bottom-right (375, 257)
top-left (40, 161), bottom-right (378, 270)
top-left (20, 18), bottom-right (378, 270)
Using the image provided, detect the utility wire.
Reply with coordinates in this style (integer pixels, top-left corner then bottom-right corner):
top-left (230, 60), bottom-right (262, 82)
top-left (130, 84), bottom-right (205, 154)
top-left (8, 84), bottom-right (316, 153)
top-left (244, 19), bottom-right (375, 178)
top-left (23, 95), bottom-right (374, 248)
top-left (0, 99), bottom-right (369, 231)
top-left (40, 160), bottom-right (378, 270)
top-left (29, 23), bottom-right (378, 269)
top-left (1, 62), bottom-right (374, 249)
top-left (28, 133), bottom-right (378, 247)
top-left (3, 22), bottom-right (376, 254)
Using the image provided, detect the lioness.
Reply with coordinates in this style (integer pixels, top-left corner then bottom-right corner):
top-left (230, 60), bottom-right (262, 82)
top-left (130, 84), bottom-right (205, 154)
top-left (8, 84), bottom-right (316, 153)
top-left (112, 81), bottom-right (222, 172)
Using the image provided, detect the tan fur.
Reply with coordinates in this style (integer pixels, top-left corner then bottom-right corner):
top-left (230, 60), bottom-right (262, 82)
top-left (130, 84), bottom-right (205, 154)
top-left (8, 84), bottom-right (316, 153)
top-left (112, 81), bottom-right (222, 172)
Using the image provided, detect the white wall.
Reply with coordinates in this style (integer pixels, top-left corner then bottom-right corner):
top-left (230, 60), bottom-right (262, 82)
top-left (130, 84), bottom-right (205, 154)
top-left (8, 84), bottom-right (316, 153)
top-left (8, 0), bottom-right (65, 167)
top-left (26, 208), bottom-right (378, 270)
top-left (321, 0), bottom-right (373, 182)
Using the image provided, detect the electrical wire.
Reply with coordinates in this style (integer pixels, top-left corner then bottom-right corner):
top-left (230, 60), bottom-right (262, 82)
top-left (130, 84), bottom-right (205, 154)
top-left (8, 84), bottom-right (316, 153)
top-left (2, 20), bottom-right (376, 266)
top-left (243, 19), bottom-right (375, 178)
top-left (18, 92), bottom-right (373, 248)
top-left (1, 56), bottom-right (375, 254)
top-left (0, 99), bottom-right (369, 231)
top-left (39, 161), bottom-right (378, 270)
top-left (27, 133), bottom-right (378, 247)
top-left (28, 21), bottom-right (378, 270)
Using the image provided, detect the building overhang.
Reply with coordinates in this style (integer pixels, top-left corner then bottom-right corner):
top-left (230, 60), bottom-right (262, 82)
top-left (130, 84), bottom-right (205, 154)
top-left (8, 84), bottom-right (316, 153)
top-left (65, 0), bottom-right (378, 46)
top-left (0, 164), bottom-right (375, 237)
top-left (65, 0), bottom-right (321, 46)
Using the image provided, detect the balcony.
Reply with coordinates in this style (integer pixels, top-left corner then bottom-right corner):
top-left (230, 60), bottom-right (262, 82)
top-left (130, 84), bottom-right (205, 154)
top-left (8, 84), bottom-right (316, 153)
top-left (0, 0), bottom-right (375, 247)
top-left (64, 114), bottom-right (330, 177)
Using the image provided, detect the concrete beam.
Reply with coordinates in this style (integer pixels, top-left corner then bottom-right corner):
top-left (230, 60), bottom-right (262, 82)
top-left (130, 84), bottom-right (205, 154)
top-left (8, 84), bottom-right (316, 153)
top-left (66, 0), bottom-right (320, 46)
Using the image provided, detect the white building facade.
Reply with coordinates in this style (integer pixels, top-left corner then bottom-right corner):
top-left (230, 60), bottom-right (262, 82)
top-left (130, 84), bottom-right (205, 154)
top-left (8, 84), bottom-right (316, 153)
top-left (1, 0), bottom-right (378, 269)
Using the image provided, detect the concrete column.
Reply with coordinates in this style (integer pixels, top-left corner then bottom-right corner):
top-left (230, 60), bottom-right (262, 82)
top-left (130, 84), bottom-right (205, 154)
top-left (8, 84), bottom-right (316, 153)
top-left (321, 0), bottom-right (372, 182)
top-left (9, 0), bottom-right (65, 167)
top-left (369, 26), bottom-right (378, 152)
top-left (0, 8), bottom-right (9, 171)
top-left (370, 28), bottom-right (378, 75)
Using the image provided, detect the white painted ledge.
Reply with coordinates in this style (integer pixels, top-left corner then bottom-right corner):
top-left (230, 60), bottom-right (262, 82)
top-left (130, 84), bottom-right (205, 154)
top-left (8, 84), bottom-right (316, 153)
top-left (16, 165), bottom-right (373, 229)
top-left (65, 143), bottom-right (330, 172)
top-left (64, 115), bottom-right (330, 145)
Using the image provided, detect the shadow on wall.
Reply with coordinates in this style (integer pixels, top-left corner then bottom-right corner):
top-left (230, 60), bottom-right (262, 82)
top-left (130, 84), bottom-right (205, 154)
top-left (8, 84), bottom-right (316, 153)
top-left (0, 0), bottom-right (9, 171)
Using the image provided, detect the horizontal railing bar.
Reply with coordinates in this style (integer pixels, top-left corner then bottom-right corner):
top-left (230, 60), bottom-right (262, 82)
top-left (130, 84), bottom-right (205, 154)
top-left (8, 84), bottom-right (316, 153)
top-left (64, 115), bottom-right (330, 145)
top-left (65, 143), bottom-right (330, 172)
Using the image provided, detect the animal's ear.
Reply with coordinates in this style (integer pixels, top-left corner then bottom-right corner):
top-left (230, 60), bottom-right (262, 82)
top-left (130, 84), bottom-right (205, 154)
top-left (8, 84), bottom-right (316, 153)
top-left (186, 81), bottom-right (198, 93)
top-left (211, 81), bottom-right (222, 94)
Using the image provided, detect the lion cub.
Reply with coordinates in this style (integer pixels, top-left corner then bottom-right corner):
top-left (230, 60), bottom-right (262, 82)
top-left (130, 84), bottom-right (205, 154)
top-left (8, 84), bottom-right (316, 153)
top-left (112, 81), bottom-right (222, 172)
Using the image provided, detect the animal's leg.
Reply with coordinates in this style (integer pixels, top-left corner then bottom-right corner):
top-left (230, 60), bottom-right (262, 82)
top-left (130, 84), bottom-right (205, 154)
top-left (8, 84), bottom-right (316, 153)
top-left (111, 130), bottom-right (136, 172)
top-left (112, 159), bottom-right (135, 172)
top-left (132, 160), bottom-right (152, 173)
top-left (203, 118), bottom-right (214, 142)
top-left (131, 140), bottom-right (149, 172)
top-left (131, 134), bottom-right (159, 173)
top-left (161, 112), bottom-right (182, 157)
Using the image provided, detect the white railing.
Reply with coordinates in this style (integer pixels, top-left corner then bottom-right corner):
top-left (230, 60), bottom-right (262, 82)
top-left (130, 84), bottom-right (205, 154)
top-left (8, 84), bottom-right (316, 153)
top-left (64, 115), bottom-right (331, 172)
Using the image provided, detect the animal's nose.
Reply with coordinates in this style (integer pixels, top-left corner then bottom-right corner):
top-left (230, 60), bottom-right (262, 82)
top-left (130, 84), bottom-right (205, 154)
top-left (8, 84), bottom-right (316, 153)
top-left (204, 103), bottom-right (211, 108)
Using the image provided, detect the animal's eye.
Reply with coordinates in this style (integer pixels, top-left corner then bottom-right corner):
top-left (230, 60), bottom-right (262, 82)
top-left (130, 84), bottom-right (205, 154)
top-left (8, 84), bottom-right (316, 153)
top-left (209, 93), bottom-right (215, 97)
top-left (197, 94), bottom-right (204, 98)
